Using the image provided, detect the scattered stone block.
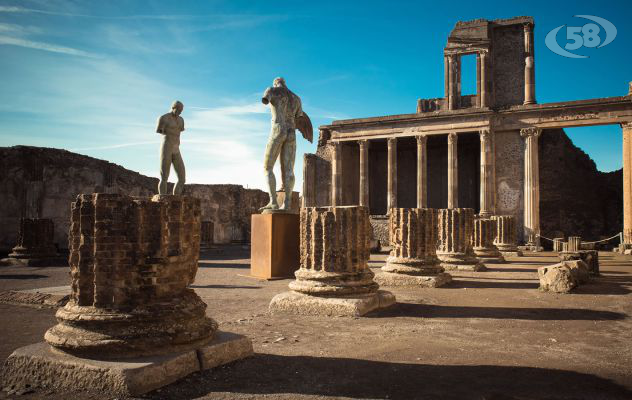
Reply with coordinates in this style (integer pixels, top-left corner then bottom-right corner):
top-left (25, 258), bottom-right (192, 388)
top-left (538, 263), bottom-right (577, 293)
top-left (559, 249), bottom-right (600, 276)
top-left (270, 206), bottom-right (395, 316)
top-left (375, 208), bottom-right (452, 287)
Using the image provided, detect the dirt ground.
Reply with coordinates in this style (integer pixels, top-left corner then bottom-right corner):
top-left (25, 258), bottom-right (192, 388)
top-left (1, 247), bottom-right (631, 400)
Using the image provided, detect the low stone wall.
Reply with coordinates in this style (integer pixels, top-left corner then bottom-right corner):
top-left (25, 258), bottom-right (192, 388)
top-left (0, 146), bottom-right (268, 252)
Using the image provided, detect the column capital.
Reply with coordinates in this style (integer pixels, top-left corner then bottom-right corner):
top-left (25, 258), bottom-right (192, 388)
top-left (520, 127), bottom-right (541, 138)
top-left (416, 134), bottom-right (427, 145)
top-left (358, 139), bottom-right (370, 149)
top-left (621, 122), bottom-right (632, 130)
top-left (447, 132), bottom-right (458, 144)
top-left (387, 137), bottom-right (397, 147)
top-left (523, 22), bottom-right (533, 33)
top-left (479, 129), bottom-right (490, 141)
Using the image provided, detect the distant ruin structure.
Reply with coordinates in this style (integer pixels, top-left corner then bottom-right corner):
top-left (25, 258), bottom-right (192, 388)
top-left (302, 16), bottom-right (632, 249)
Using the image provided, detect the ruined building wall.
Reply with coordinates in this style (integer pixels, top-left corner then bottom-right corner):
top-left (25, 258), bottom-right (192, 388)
top-left (491, 23), bottom-right (527, 108)
top-left (539, 129), bottom-right (622, 242)
top-left (495, 130), bottom-right (525, 241)
top-left (0, 146), bottom-right (268, 252)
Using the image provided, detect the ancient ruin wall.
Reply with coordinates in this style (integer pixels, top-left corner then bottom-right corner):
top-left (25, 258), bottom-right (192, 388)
top-left (539, 129), bottom-right (622, 243)
top-left (494, 130), bottom-right (525, 241)
top-left (0, 146), bottom-right (268, 252)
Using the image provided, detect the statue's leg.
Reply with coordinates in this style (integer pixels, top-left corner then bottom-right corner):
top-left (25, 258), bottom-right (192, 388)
top-left (158, 141), bottom-right (172, 194)
top-left (260, 125), bottom-right (285, 211)
top-left (172, 149), bottom-right (186, 195)
top-left (279, 130), bottom-right (296, 210)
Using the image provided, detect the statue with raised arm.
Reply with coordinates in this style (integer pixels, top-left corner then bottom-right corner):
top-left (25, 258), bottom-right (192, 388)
top-left (259, 77), bottom-right (313, 213)
top-left (156, 100), bottom-right (186, 195)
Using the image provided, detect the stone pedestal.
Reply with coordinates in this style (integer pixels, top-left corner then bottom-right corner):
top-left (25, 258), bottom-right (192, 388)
top-left (473, 217), bottom-right (504, 263)
top-left (1, 194), bottom-right (252, 395)
top-left (375, 208), bottom-right (451, 287)
top-left (250, 213), bottom-right (300, 279)
top-left (491, 215), bottom-right (522, 257)
top-left (270, 206), bottom-right (395, 316)
top-left (7, 218), bottom-right (61, 266)
top-left (436, 208), bottom-right (486, 271)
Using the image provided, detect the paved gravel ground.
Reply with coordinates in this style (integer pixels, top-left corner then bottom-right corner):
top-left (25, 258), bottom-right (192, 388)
top-left (1, 247), bottom-right (631, 399)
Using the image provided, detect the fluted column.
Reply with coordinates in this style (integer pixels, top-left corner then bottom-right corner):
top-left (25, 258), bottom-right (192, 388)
top-left (622, 122), bottom-right (632, 244)
top-left (521, 127), bottom-right (542, 250)
top-left (436, 208), bottom-right (485, 271)
top-left (448, 55), bottom-right (456, 110)
top-left (524, 23), bottom-right (536, 105)
top-left (270, 206), bottom-right (395, 316)
top-left (479, 129), bottom-right (493, 217)
top-left (480, 51), bottom-right (487, 108)
top-left (359, 140), bottom-right (369, 208)
top-left (447, 133), bottom-right (458, 209)
top-left (416, 135), bottom-right (428, 208)
top-left (387, 138), bottom-right (398, 211)
top-left (376, 208), bottom-right (451, 287)
top-left (331, 142), bottom-right (342, 206)
top-left (473, 217), bottom-right (504, 263)
top-left (491, 215), bottom-right (522, 257)
top-left (444, 55), bottom-right (450, 101)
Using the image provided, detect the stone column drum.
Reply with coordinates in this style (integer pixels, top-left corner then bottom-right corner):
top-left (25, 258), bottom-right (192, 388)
top-left (8, 218), bottom-right (59, 265)
top-left (2, 193), bottom-right (253, 396)
top-left (270, 206), bottom-right (395, 316)
top-left (473, 217), bottom-right (504, 263)
top-left (44, 194), bottom-right (218, 358)
top-left (553, 237), bottom-right (564, 252)
top-left (375, 208), bottom-right (452, 287)
top-left (436, 208), bottom-right (486, 271)
top-left (491, 215), bottom-right (522, 257)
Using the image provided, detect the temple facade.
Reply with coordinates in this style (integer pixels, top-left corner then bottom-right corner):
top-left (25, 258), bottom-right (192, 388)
top-left (302, 16), bottom-right (632, 248)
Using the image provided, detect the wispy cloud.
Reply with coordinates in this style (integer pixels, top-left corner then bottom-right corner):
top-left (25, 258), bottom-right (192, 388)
top-left (70, 141), bottom-right (160, 151)
top-left (0, 5), bottom-right (288, 25)
top-left (0, 35), bottom-right (99, 57)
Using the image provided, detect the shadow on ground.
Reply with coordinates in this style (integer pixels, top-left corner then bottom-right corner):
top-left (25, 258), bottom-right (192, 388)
top-left (448, 280), bottom-right (539, 289)
top-left (146, 354), bottom-right (632, 400)
top-left (189, 284), bottom-right (262, 289)
top-left (0, 274), bottom-right (48, 280)
top-left (369, 302), bottom-right (627, 320)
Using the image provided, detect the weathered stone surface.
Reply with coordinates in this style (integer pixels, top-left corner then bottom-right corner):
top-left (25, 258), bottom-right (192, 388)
top-left (369, 215), bottom-right (389, 251)
top-left (270, 206), bottom-right (395, 316)
top-left (1, 332), bottom-right (252, 397)
top-left (44, 193), bottom-right (217, 359)
top-left (436, 208), bottom-right (486, 271)
top-left (563, 260), bottom-right (590, 284)
top-left (538, 264), bottom-right (577, 293)
top-left (473, 217), bottom-right (504, 263)
top-left (559, 250), bottom-right (600, 276)
top-left (269, 290), bottom-right (395, 317)
top-left (492, 215), bottom-right (522, 257)
top-left (376, 208), bottom-right (451, 287)
top-left (0, 146), bottom-right (268, 252)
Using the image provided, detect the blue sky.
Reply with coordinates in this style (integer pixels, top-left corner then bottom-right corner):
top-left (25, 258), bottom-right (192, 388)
top-left (0, 1), bottom-right (630, 191)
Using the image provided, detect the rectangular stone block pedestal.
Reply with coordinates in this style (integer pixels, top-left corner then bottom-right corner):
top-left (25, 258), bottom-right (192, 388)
top-left (1, 332), bottom-right (252, 397)
top-left (270, 290), bottom-right (395, 317)
top-left (251, 213), bottom-right (300, 279)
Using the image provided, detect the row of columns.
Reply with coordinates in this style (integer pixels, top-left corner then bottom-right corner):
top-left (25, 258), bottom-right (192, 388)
top-left (332, 130), bottom-right (496, 215)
